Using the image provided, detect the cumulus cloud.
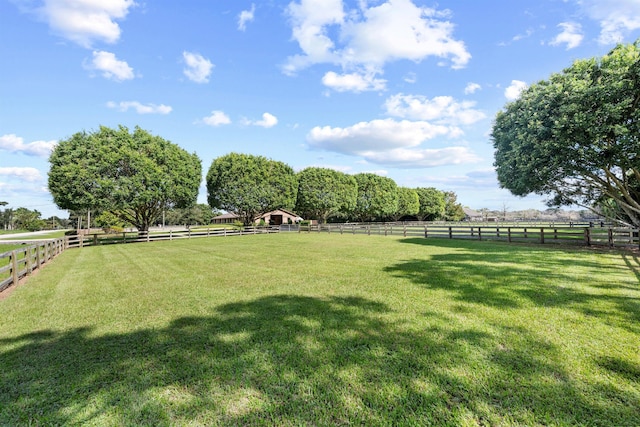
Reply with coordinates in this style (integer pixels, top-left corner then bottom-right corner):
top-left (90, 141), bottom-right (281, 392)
top-left (183, 51), bottom-right (214, 83)
top-left (359, 147), bottom-right (480, 168)
top-left (22, 0), bottom-right (136, 48)
top-left (306, 118), bottom-right (479, 167)
top-left (284, 0), bottom-right (470, 91)
top-left (244, 112), bottom-right (278, 128)
top-left (464, 82), bottom-right (481, 94)
top-left (0, 167), bottom-right (43, 182)
top-left (321, 71), bottom-right (386, 92)
top-left (505, 80), bottom-right (527, 101)
top-left (578, 0), bottom-right (640, 44)
top-left (107, 101), bottom-right (172, 114)
top-left (384, 94), bottom-right (486, 125)
top-left (85, 50), bottom-right (134, 81)
top-left (0, 134), bottom-right (56, 157)
top-left (238, 4), bottom-right (256, 31)
top-left (202, 110), bottom-right (231, 126)
top-left (550, 22), bottom-right (583, 49)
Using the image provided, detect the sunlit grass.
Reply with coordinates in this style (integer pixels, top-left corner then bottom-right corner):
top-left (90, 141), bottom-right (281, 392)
top-left (0, 234), bottom-right (638, 426)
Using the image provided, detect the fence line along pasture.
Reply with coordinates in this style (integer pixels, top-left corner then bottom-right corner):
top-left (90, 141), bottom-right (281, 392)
top-left (65, 225), bottom-right (281, 249)
top-left (0, 239), bottom-right (66, 292)
top-left (298, 223), bottom-right (640, 249)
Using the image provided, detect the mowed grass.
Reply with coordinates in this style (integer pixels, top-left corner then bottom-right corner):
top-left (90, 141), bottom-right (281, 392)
top-left (0, 234), bottom-right (639, 426)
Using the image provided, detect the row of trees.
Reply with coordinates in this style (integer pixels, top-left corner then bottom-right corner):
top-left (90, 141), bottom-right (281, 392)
top-left (207, 153), bottom-right (465, 225)
top-left (0, 201), bottom-right (68, 231)
top-left (47, 127), bottom-right (463, 231)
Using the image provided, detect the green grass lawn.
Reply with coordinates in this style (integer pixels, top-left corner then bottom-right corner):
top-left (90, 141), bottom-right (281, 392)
top-left (0, 234), bottom-right (638, 426)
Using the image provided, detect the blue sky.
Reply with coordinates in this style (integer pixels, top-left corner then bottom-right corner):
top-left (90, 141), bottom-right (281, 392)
top-left (2, 0), bottom-right (640, 218)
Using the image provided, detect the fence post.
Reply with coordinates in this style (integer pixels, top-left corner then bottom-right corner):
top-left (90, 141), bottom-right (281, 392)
top-left (449, 226), bottom-right (453, 239)
top-left (403, 225), bottom-right (407, 237)
top-left (36, 245), bottom-right (42, 268)
top-left (508, 227), bottom-right (511, 243)
top-left (608, 228), bottom-right (614, 247)
top-left (540, 228), bottom-right (545, 244)
top-left (584, 227), bottom-right (591, 246)
top-left (478, 227), bottom-right (482, 241)
top-left (424, 225), bottom-right (428, 238)
top-left (11, 251), bottom-right (18, 286)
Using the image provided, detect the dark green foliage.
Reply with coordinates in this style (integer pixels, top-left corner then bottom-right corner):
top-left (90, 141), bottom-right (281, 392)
top-left (206, 153), bottom-right (298, 225)
top-left (492, 40), bottom-right (640, 226)
top-left (12, 207), bottom-right (45, 231)
top-left (295, 167), bottom-right (357, 223)
top-left (391, 187), bottom-right (420, 221)
top-left (443, 191), bottom-right (465, 221)
top-left (415, 187), bottom-right (445, 221)
top-left (48, 126), bottom-right (202, 232)
top-left (351, 173), bottom-right (398, 222)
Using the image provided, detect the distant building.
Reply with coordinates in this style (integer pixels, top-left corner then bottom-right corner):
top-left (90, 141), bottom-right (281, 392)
top-left (212, 209), bottom-right (302, 225)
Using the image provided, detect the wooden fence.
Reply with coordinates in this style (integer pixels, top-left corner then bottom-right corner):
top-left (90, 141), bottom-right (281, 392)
top-left (65, 225), bottom-right (281, 249)
top-left (298, 223), bottom-right (640, 249)
top-left (0, 239), bottom-right (66, 292)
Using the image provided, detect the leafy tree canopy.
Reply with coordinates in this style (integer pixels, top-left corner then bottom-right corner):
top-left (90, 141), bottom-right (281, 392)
top-left (492, 40), bottom-right (640, 226)
top-left (206, 153), bottom-right (298, 225)
top-left (48, 125), bottom-right (202, 232)
top-left (392, 187), bottom-right (420, 221)
top-left (351, 173), bottom-right (398, 222)
top-left (443, 191), bottom-right (465, 221)
top-left (295, 167), bottom-right (357, 223)
top-left (415, 187), bottom-right (445, 221)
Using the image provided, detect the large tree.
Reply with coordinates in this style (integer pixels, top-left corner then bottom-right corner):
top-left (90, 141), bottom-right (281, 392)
top-left (206, 153), bottom-right (298, 225)
top-left (295, 167), bottom-right (357, 223)
top-left (443, 191), bottom-right (465, 221)
top-left (48, 125), bottom-right (201, 232)
top-left (391, 187), bottom-right (420, 221)
top-left (414, 187), bottom-right (445, 221)
top-left (492, 40), bottom-right (640, 226)
top-left (350, 173), bottom-right (398, 222)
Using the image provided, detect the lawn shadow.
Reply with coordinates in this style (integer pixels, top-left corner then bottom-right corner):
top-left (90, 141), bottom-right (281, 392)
top-left (1, 294), bottom-right (638, 425)
top-left (385, 238), bottom-right (640, 333)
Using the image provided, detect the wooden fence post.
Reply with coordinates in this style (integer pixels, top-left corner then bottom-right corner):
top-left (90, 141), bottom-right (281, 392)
top-left (584, 227), bottom-right (591, 246)
top-left (11, 251), bottom-right (18, 286)
top-left (608, 228), bottom-right (614, 247)
top-left (448, 226), bottom-right (453, 239)
top-left (507, 227), bottom-right (511, 243)
top-left (478, 227), bottom-right (482, 241)
top-left (540, 228), bottom-right (545, 244)
top-left (424, 225), bottom-right (428, 238)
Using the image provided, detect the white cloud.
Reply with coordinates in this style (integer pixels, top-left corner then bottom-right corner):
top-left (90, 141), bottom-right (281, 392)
top-left (284, 0), bottom-right (470, 87)
top-left (306, 118), bottom-right (479, 167)
top-left (578, 0), bottom-right (640, 44)
top-left (321, 71), bottom-right (386, 92)
top-left (464, 82), bottom-right (481, 94)
top-left (244, 112), bottom-right (278, 128)
top-left (505, 80), bottom-right (527, 101)
top-left (360, 146), bottom-right (480, 168)
top-left (550, 22), bottom-right (583, 49)
top-left (107, 101), bottom-right (172, 114)
top-left (31, 0), bottom-right (135, 48)
top-left (0, 167), bottom-right (43, 182)
top-left (183, 51), bottom-right (214, 83)
top-left (0, 134), bottom-right (56, 157)
top-left (308, 119), bottom-right (456, 153)
top-left (384, 94), bottom-right (486, 125)
top-left (86, 50), bottom-right (134, 81)
top-left (238, 4), bottom-right (256, 31)
top-left (202, 110), bottom-right (231, 126)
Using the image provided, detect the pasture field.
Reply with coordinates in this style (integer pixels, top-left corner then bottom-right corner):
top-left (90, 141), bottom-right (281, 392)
top-left (0, 234), bottom-right (638, 426)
